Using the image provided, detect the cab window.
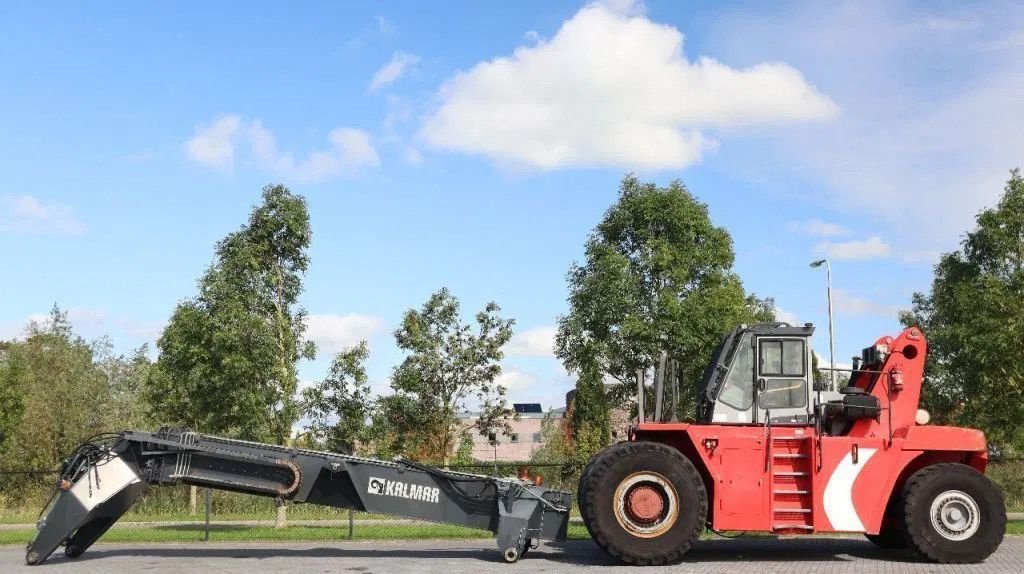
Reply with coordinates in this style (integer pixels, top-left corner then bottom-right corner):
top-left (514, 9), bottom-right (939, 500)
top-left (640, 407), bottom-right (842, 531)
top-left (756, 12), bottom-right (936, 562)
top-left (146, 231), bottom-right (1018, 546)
top-left (757, 338), bottom-right (807, 410)
top-left (758, 339), bottom-right (805, 377)
top-left (718, 333), bottom-right (754, 410)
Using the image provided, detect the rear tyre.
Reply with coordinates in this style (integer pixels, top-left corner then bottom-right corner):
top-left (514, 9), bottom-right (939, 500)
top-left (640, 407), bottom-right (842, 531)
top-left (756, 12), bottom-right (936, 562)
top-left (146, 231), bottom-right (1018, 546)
top-left (580, 441), bottom-right (707, 565)
top-left (902, 463), bottom-right (1005, 563)
top-left (866, 492), bottom-right (907, 549)
top-left (865, 528), bottom-right (906, 549)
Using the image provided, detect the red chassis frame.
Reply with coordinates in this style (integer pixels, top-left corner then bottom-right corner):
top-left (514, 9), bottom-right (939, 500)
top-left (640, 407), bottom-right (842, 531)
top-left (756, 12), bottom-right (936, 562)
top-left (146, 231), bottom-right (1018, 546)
top-left (632, 327), bottom-right (988, 535)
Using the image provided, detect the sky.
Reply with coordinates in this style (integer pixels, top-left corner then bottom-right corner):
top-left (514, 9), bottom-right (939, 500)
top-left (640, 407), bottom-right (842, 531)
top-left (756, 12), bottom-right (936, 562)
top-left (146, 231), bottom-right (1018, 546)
top-left (2, 0), bottom-right (1023, 415)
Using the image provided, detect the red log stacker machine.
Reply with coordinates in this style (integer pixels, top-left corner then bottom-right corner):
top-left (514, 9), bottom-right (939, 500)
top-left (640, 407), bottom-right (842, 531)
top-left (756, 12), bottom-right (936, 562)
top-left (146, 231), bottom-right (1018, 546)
top-left (26, 323), bottom-right (1006, 566)
top-left (578, 323), bottom-right (1006, 565)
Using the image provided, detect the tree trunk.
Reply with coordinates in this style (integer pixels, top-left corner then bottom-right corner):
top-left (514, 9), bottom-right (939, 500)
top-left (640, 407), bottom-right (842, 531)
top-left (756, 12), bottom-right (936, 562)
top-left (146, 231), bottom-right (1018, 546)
top-left (189, 485), bottom-right (198, 515)
top-left (275, 504), bottom-right (287, 529)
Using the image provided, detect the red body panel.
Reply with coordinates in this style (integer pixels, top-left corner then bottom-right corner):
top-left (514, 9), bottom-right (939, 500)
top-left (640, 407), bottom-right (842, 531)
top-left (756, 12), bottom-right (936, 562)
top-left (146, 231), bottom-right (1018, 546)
top-left (632, 327), bottom-right (990, 534)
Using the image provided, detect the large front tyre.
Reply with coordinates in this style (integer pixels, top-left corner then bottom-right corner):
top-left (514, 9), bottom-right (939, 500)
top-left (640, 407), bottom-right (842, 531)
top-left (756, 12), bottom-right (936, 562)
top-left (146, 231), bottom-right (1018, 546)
top-left (580, 441), bottom-right (707, 566)
top-left (577, 442), bottom-right (629, 541)
top-left (902, 463), bottom-right (1006, 563)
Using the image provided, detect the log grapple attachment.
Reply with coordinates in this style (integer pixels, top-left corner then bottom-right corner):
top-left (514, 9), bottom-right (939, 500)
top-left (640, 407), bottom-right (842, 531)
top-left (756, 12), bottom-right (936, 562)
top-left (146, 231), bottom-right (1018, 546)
top-left (26, 428), bottom-right (570, 565)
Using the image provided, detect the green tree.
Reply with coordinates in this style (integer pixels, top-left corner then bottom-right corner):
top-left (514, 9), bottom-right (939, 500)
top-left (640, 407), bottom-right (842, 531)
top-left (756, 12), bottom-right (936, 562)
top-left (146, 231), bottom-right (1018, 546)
top-left (147, 184), bottom-right (315, 443)
top-left (528, 410), bottom-right (571, 464)
top-left (377, 288), bottom-right (515, 464)
top-left (0, 340), bottom-right (24, 452)
top-left (95, 341), bottom-right (153, 431)
top-left (569, 357), bottom-right (610, 461)
top-left (0, 307), bottom-right (111, 471)
top-left (556, 175), bottom-right (775, 420)
top-left (300, 342), bottom-right (374, 454)
top-left (452, 432), bottom-right (476, 465)
top-left (901, 169), bottom-right (1024, 451)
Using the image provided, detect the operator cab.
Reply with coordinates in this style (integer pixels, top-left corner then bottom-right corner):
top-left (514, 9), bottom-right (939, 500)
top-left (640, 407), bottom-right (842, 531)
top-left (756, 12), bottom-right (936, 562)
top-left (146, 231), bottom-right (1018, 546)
top-left (698, 322), bottom-right (815, 425)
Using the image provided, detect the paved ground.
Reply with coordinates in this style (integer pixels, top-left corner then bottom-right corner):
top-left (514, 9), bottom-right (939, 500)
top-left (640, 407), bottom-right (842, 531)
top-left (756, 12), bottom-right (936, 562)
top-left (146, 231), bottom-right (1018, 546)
top-left (5, 537), bottom-right (1024, 573)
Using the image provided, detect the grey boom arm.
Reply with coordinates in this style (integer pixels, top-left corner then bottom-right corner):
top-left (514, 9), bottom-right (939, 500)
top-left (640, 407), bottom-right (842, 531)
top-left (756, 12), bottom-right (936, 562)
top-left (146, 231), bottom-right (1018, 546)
top-left (25, 427), bottom-right (571, 565)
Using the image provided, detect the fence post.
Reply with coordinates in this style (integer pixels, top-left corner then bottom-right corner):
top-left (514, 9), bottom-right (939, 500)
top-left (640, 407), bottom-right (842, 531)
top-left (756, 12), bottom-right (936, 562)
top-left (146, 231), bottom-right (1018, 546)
top-left (204, 488), bottom-right (212, 541)
top-left (348, 508), bottom-right (354, 540)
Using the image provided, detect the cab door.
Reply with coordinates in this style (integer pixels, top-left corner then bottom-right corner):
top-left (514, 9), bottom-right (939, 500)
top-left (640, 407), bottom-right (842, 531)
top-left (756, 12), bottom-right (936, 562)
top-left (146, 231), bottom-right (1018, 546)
top-left (754, 336), bottom-right (811, 424)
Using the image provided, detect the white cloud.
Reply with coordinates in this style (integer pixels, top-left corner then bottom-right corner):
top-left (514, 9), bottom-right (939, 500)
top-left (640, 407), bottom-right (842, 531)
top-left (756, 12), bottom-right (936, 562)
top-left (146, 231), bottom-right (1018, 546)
top-left (900, 249), bottom-right (942, 265)
top-left (2, 307), bottom-right (107, 341)
top-left (814, 236), bottom-right (891, 262)
top-left (917, 15), bottom-right (981, 31)
top-left (118, 319), bottom-right (166, 341)
top-left (369, 51), bottom-right (420, 93)
top-left (403, 147), bottom-right (424, 165)
top-left (305, 313), bottom-right (385, 354)
top-left (0, 195), bottom-right (85, 235)
top-left (419, 2), bottom-right (836, 170)
top-left (376, 16), bottom-right (396, 35)
top-left (186, 116), bottom-right (379, 182)
top-left (185, 115), bottom-right (241, 170)
top-left (787, 218), bottom-right (848, 237)
top-left (506, 325), bottom-right (557, 357)
top-left (248, 120), bottom-right (380, 183)
top-left (977, 29), bottom-right (1024, 52)
top-left (774, 307), bottom-right (800, 325)
top-left (599, 0), bottom-right (647, 17)
top-left (833, 289), bottom-right (899, 317)
top-left (495, 370), bottom-right (538, 392)
top-left (706, 2), bottom-right (1024, 252)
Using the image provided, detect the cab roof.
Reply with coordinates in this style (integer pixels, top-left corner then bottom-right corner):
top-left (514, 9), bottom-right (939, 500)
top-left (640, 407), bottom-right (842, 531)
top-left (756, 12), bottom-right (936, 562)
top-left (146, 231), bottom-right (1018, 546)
top-left (742, 322), bottom-right (815, 337)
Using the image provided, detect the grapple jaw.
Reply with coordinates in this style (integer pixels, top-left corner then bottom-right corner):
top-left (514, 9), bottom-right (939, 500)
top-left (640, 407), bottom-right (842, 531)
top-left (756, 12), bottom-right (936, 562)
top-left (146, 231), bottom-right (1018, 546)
top-left (26, 435), bottom-right (146, 565)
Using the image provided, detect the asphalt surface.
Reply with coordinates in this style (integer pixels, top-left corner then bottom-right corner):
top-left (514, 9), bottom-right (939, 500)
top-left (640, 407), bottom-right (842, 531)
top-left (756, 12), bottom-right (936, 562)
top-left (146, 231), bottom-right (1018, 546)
top-left (6, 537), bottom-right (1024, 573)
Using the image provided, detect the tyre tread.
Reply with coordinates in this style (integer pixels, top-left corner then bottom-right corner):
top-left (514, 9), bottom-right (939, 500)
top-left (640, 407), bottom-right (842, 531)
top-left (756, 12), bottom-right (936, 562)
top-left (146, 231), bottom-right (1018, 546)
top-left (580, 441), bottom-right (707, 565)
top-left (902, 463), bottom-right (1005, 564)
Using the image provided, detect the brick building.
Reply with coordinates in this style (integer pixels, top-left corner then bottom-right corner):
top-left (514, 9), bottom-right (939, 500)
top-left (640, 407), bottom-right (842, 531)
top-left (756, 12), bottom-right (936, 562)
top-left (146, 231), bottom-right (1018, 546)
top-left (459, 385), bottom-right (633, 462)
top-left (459, 403), bottom-right (565, 462)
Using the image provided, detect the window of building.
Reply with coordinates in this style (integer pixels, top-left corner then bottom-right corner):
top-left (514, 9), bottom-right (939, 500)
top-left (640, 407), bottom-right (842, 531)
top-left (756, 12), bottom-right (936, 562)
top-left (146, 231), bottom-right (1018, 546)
top-left (510, 433), bottom-right (519, 443)
top-left (532, 433), bottom-right (541, 443)
top-left (487, 432), bottom-right (497, 444)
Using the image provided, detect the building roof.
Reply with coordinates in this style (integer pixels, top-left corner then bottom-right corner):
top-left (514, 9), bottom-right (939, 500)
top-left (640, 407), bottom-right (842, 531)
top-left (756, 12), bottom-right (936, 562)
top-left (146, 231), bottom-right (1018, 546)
top-left (459, 406), bottom-right (565, 420)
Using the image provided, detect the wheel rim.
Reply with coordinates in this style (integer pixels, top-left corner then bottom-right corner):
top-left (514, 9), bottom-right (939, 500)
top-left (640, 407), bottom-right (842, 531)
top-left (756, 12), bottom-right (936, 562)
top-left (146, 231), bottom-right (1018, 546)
top-left (612, 471), bottom-right (679, 538)
top-left (929, 489), bottom-right (980, 541)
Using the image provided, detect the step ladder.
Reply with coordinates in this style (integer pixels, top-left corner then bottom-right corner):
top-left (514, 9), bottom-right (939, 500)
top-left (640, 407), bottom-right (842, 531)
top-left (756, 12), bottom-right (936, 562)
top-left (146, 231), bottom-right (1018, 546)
top-left (769, 435), bottom-right (814, 533)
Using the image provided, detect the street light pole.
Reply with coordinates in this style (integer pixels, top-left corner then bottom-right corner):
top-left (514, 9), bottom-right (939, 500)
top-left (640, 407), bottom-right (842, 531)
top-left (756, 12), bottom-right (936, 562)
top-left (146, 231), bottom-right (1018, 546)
top-left (810, 258), bottom-right (837, 391)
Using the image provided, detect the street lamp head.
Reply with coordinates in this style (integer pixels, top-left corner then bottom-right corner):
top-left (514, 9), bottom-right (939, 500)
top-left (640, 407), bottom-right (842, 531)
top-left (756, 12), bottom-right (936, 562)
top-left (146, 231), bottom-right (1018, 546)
top-left (809, 259), bottom-right (827, 268)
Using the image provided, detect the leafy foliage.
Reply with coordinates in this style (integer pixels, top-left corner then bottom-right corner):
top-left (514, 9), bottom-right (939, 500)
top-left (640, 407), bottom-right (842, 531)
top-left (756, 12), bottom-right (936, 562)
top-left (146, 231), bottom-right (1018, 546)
top-left (147, 185), bottom-right (314, 443)
top-left (528, 410), bottom-right (572, 464)
top-left (901, 169), bottom-right (1024, 451)
top-left (568, 357), bottom-right (610, 462)
top-left (374, 288), bottom-right (515, 463)
top-left (95, 341), bottom-right (154, 431)
top-left (452, 432), bottom-right (476, 465)
top-left (0, 307), bottom-right (150, 471)
top-left (556, 175), bottom-right (775, 420)
top-left (300, 342), bottom-right (374, 454)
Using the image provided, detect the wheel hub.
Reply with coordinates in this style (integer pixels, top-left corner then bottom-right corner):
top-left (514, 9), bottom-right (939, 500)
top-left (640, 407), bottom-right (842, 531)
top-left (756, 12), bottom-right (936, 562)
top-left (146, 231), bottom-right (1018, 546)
top-left (930, 490), bottom-right (980, 542)
top-left (613, 472), bottom-right (679, 538)
top-left (626, 485), bottom-right (665, 524)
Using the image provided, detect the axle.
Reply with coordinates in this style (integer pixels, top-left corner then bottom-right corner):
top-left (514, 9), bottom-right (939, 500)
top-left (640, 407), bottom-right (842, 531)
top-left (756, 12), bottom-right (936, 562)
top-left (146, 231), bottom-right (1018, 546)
top-left (26, 427), bottom-right (570, 565)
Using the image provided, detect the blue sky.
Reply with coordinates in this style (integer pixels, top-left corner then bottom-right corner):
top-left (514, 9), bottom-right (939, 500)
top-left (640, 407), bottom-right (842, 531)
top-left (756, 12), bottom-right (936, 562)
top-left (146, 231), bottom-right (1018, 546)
top-left (2, 0), bottom-right (1023, 412)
